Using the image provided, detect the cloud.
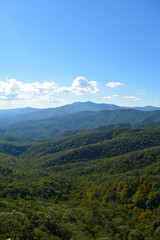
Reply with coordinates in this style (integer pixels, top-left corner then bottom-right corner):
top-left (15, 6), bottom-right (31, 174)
top-left (104, 96), bottom-right (114, 99)
top-left (138, 89), bottom-right (146, 95)
top-left (0, 96), bottom-right (7, 100)
top-left (106, 82), bottom-right (124, 88)
top-left (0, 78), bottom-right (60, 101)
top-left (123, 96), bottom-right (142, 101)
top-left (112, 95), bottom-right (119, 97)
top-left (104, 95), bottom-right (119, 100)
top-left (60, 76), bottom-right (101, 95)
top-left (0, 77), bottom-right (101, 108)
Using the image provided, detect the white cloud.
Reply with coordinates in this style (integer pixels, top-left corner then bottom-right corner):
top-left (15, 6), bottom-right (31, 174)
top-left (0, 77), bottom-right (101, 108)
top-left (0, 96), bottom-right (7, 100)
top-left (104, 94), bottom-right (119, 100)
top-left (60, 76), bottom-right (101, 95)
top-left (104, 96), bottom-right (114, 99)
top-left (112, 95), bottom-right (119, 97)
top-left (0, 78), bottom-right (60, 101)
top-left (123, 96), bottom-right (142, 101)
top-left (138, 89), bottom-right (146, 95)
top-left (106, 82), bottom-right (124, 88)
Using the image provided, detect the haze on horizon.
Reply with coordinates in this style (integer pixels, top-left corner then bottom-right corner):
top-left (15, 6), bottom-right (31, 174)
top-left (0, 0), bottom-right (160, 109)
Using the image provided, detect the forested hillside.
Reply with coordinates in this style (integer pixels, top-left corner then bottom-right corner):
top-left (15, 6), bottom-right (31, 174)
top-left (0, 102), bottom-right (159, 127)
top-left (0, 125), bottom-right (160, 239)
top-left (0, 107), bottom-right (160, 140)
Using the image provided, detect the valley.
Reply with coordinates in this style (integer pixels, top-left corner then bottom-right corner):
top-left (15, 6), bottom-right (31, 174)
top-left (0, 103), bottom-right (160, 239)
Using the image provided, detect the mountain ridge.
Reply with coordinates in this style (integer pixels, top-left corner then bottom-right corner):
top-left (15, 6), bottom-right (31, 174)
top-left (0, 101), bottom-right (160, 115)
top-left (0, 108), bottom-right (160, 140)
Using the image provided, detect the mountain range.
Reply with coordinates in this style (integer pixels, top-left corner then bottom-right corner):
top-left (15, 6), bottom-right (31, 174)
top-left (0, 122), bottom-right (160, 239)
top-left (0, 101), bottom-right (160, 119)
top-left (0, 101), bottom-right (160, 140)
top-left (0, 101), bottom-right (160, 239)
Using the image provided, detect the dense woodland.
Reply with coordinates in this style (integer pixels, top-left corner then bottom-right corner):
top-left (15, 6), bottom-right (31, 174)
top-left (0, 105), bottom-right (160, 239)
top-left (0, 102), bottom-right (160, 141)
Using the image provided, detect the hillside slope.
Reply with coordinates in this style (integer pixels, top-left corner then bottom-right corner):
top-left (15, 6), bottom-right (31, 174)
top-left (0, 109), bottom-right (160, 140)
top-left (0, 101), bottom-right (160, 128)
top-left (0, 126), bottom-right (160, 239)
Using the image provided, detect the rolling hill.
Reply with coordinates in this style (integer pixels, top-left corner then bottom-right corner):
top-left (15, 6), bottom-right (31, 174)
top-left (0, 101), bottom-right (160, 128)
top-left (0, 103), bottom-right (160, 239)
top-left (0, 108), bottom-right (160, 140)
top-left (0, 126), bottom-right (160, 239)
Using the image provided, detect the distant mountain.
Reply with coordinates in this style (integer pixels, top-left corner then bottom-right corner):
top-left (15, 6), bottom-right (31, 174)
top-left (133, 105), bottom-right (160, 111)
top-left (0, 107), bottom-right (42, 116)
top-left (26, 101), bottom-right (160, 119)
top-left (0, 101), bottom-right (119, 126)
top-left (0, 101), bottom-right (159, 127)
top-left (13, 101), bottom-right (122, 121)
top-left (0, 108), bottom-right (159, 140)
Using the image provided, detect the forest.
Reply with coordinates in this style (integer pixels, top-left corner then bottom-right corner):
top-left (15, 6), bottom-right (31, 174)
top-left (0, 114), bottom-right (160, 240)
top-left (0, 0), bottom-right (159, 234)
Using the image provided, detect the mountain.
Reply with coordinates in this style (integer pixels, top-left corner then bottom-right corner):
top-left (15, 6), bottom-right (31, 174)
top-left (0, 108), bottom-right (159, 140)
top-left (0, 107), bottom-right (42, 116)
top-left (0, 101), bottom-right (159, 140)
top-left (134, 105), bottom-right (160, 111)
top-left (0, 126), bottom-right (160, 239)
top-left (0, 101), bottom-right (121, 124)
top-left (0, 101), bottom-right (160, 125)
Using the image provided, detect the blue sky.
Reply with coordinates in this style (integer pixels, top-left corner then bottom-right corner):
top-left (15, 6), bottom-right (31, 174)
top-left (0, 0), bottom-right (160, 109)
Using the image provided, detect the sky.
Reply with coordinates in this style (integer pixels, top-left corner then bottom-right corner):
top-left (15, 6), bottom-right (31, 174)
top-left (0, 0), bottom-right (160, 109)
